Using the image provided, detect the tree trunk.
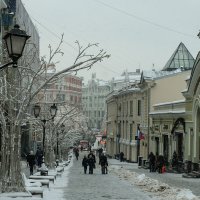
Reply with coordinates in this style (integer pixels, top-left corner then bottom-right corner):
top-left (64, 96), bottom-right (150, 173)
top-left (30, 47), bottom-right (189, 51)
top-left (0, 124), bottom-right (25, 192)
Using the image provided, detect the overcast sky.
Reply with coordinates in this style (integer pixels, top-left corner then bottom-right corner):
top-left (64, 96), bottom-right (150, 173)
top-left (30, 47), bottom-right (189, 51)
top-left (22, 0), bottom-right (200, 83)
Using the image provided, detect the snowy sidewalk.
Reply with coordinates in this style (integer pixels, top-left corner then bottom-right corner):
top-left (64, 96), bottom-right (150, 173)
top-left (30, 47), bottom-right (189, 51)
top-left (0, 157), bottom-right (73, 200)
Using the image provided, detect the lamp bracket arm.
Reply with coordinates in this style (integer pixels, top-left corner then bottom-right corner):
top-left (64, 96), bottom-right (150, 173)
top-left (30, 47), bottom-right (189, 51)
top-left (0, 61), bottom-right (15, 70)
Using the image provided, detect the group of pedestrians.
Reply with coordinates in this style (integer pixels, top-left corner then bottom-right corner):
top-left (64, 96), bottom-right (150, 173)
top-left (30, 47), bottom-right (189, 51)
top-left (148, 152), bottom-right (165, 173)
top-left (82, 150), bottom-right (108, 174)
top-left (26, 148), bottom-right (44, 175)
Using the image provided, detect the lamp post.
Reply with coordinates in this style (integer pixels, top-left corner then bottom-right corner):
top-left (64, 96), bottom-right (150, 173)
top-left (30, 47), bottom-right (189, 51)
top-left (1, 24), bottom-right (30, 69)
top-left (33, 103), bottom-right (57, 161)
top-left (57, 123), bottom-right (65, 160)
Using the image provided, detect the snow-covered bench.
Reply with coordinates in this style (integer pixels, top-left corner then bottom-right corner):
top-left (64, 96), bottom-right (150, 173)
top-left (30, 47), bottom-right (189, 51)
top-left (34, 171), bottom-right (57, 180)
top-left (62, 160), bottom-right (70, 166)
top-left (29, 174), bottom-right (55, 183)
top-left (56, 166), bottom-right (64, 173)
top-left (25, 186), bottom-right (43, 198)
top-left (22, 173), bottom-right (50, 188)
top-left (22, 173), bottom-right (43, 198)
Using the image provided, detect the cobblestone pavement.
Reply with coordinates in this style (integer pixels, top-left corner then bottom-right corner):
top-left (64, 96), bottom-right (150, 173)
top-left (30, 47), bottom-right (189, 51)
top-left (109, 160), bottom-right (200, 197)
top-left (63, 153), bottom-right (155, 200)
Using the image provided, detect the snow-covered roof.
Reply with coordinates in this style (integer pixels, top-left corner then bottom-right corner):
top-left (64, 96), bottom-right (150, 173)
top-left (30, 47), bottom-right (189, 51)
top-left (142, 68), bottom-right (183, 80)
top-left (153, 99), bottom-right (185, 107)
top-left (149, 110), bottom-right (185, 115)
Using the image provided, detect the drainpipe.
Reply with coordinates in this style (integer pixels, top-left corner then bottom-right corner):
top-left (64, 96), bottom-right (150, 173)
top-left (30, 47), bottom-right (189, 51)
top-left (147, 87), bottom-right (150, 157)
top-left (114, 96), bottom-right (119, 154)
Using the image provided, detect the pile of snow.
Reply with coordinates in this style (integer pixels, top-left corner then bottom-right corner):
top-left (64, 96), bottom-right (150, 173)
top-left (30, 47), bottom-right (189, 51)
top-left (109, 165), bottom-right (200, 200)
top-left (177, 190), bottom-right (196, 200)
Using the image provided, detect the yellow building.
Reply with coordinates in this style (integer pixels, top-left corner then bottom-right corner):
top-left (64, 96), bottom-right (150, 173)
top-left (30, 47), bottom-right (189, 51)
top-left (106, 42), bottom-right (195, 165)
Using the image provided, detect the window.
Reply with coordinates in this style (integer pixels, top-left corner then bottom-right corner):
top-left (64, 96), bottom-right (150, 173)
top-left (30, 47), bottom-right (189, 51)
top-left (130, 124), bottom-right (133, 141)
top-left (74, 96), bottom-right (77, 103)
top-left (130, 100), bottom-right (133, 115)
top-left (126, 101), bottom-right (128, 116)
top-left (56, 94), bottom-right (65, 101)
top-left (137, 100), bottom-right (141, 116)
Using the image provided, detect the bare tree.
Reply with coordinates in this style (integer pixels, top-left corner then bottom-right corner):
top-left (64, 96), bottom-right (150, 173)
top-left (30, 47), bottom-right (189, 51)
top-left (0, 35), bottom-right (110, 193)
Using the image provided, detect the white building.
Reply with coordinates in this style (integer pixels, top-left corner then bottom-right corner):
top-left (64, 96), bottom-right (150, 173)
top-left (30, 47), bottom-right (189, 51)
top-left (82, 73), bottom-right (111, 131)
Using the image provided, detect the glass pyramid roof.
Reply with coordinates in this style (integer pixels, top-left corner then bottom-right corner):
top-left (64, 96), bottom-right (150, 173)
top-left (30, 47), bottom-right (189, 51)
top-left (162, 42), bottom-right (195, 71)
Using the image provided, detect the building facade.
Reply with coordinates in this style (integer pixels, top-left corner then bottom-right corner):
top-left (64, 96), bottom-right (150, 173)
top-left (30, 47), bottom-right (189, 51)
top-left (106, 42), bottom-right (195, 166)
top-left (38, 65), bottom-right (82, 106)
top-left (82, 73), bottom-right (111, 131)
top-left (183, 52), bottom-right (200, 170)
top-left (0, 0), bottom-right (40, 157)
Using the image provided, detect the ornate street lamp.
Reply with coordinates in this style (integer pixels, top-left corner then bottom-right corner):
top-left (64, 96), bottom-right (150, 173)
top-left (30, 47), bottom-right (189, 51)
top-left (33, 103), bottom-right (57, 161)
top-left (2, 24), bottom-right (30, 69)
top-left (50, 103), bottom-right (58, 118)
top-left (33, 104), bottom-right (41, 118)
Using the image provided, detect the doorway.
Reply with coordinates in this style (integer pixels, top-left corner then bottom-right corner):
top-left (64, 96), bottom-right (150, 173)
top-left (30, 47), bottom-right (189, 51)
top-left (155, 137), bottom-right (159, 155)
top-left (176, 133), bottom-right (183, 161)
top-left (163, 135), bottom-right (169, 163)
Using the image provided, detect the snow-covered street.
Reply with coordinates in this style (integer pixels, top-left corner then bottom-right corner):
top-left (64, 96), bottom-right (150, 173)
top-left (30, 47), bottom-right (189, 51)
top-left (63, 153), bottom-right (153, 200)
top-left (63, 153), bottom-right (200, 200)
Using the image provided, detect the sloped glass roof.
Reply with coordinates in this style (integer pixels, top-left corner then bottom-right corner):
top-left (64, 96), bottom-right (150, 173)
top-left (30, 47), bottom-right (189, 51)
top-left (162, 42), bottom-right (195, 71)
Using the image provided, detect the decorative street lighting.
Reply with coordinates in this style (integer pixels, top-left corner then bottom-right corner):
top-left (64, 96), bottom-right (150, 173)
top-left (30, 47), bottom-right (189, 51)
top-left (1, 24), bottom-right (30, 69)
top-left (33, 103), bottom-right (57, 161)
top-left (57, 123), bottom-right (65, 160)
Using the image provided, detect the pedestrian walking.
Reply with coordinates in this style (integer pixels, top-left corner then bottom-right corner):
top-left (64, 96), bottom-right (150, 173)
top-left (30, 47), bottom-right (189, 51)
top-left (98, 148), bottom-right (103, 157)
top-left (99, 153), bottom-right (108, 174)
top-left (82, 155), bottom-right (88, 174)
top-left (26, 150), bottom-right (36, 175)
top-left (88, 151), bottom-right (96, 167)
top-left (119, 152), bottom-right (124, 162)
top-left (81, 146), bottom-right (83, 152)
top-left (87, 151), bottom-right (96, 174)
top-left (35, 148), bottom-right (43, 168)
top-left (75, 149), bottom-right (79, 160)
top-left (148, 152), bottom-right (156, 172)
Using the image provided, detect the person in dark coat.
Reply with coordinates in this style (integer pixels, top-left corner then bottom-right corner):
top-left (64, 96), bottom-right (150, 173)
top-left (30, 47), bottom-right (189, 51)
top-left (75, 149), bottom-right (79, 160)
top-left (82, 155), bottom-right (88, 174)
top-left (119, 152), bottom-right (124, 162)
top-left (157, 154), bottom-right (165, 173)
top-left (88, 154), bottom-right (95, 174)
top-left (98, 148), bottom-right (103, 157)
top-left (148, 152), bottom-right (156, 172)
top-left (99, 153), bottom-right (108, 174)
top-left (88, 151), bottom-right (96, 167)
top-left (80, 146), bottom-right (83, 152)
top-left (26, 150), bottom-right (36, 175)
top-left (35, 148), bottom-right (43, 167)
